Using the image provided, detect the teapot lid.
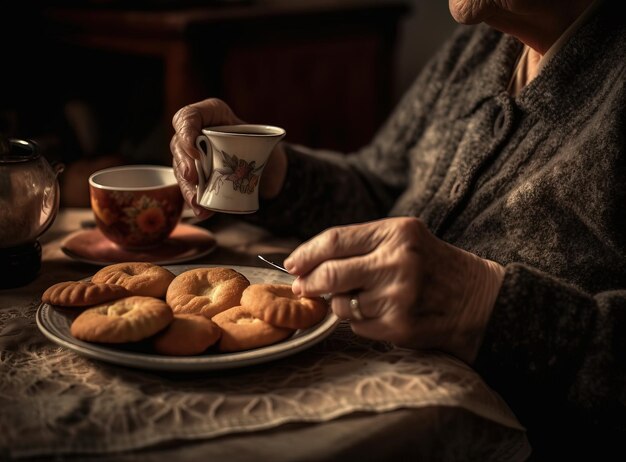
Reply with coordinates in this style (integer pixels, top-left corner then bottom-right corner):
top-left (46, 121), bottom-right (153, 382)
top-left (0, 138), bottom-right (41, 164)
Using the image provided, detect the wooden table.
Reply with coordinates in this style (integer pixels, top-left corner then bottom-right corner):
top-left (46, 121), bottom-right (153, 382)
top-left (0, 208), bottom-right (530, 461)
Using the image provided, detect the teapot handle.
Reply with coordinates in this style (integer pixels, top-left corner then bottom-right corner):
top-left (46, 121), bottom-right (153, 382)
top-left (51, 161), bottom-right (65, 177)
top-left (38, 163), bottom-right (64, 238)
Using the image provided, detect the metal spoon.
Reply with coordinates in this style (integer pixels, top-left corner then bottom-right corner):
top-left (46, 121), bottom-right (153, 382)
top-left (258, 255), bottom-right (338, 306)
top-left (257, 254), bottom-right (289, 273)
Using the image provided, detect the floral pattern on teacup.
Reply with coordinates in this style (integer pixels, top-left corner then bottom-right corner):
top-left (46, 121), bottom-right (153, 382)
top-left (209, 150), bottom-right (264, 195)
top-left (90, 185), bottom-right (183, 249)
top-left (121, 195), bottom-right (168, 235)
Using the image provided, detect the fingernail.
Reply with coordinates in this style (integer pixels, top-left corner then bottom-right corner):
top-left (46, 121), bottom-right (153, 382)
top-left (181, 165), bottom-right (190, 179)
top-left (284, 257), bottom-right (294, 271)
top-left (291, 277), bottom-right (301, 295)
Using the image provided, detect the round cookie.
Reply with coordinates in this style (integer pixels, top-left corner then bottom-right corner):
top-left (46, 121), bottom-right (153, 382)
top-left (92, 262), bottom-right (175, 298)
top-left (212, 305), bottom-right (293, 352)
top-left (152, 314), bottom-right (221, 356)
top-left (70, 296), bottom-right (173, 343)
top-left (42, 281), bottom-right (131, 307)
top-left (166, 267), bottom-right (250, 318)
top-left (241, 283), bottom-right (328, 329)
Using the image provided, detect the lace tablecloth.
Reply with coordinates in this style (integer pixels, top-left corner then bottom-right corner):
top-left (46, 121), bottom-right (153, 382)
top-left (0, 210), bottom-right (531, 461)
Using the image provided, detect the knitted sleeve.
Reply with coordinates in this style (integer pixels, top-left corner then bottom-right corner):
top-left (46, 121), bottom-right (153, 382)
top-left (474, 263), bottom-right (626, 431)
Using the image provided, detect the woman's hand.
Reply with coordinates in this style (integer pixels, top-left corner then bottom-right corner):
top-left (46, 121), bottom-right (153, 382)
top-left (170, 98), bottom-right (288, 219)
top-left (284, 217), bottom-right (505, 364)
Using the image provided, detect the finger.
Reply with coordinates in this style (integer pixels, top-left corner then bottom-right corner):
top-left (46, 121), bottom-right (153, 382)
top-left (171, 137), bottom-right (197, 203)
top-left (349, 318), bottom-right (399, 343)
top-left (285, 221), bottom-right (383, 275)
top-left (292, 254), bottom-right (371, 297)
top-left (346, 292), bottom-right (431, 348)
top-left (331, 292), bottom-right (372, 323)
top-left (172, 106), bottom-right (205, 161)
top-left (171, 146), bottom-right (212, 220)
top-left (291, 256), bottom-right (363, 296)
top-left (171, 134), bottom-right (198, 183)
top-left (173, 98), bottom-right (244, 149)
top-left (189, 97), bottom-right (245, 126)
top-left (330, 293), bottom-right (353, 321)
top-left (171, 99), bottom-right (246, 168)
top-left (176, 174), bottom-right (212, 220)
top-left (333, 288), bottom-right (385, 320)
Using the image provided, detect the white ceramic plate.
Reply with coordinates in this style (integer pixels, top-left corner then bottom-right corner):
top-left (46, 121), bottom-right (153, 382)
top-left (36, 264), bottom-right (340, 371)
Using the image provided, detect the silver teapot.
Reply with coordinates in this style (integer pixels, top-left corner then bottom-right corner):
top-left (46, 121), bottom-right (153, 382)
top-left (0, 137), bottom-right (63, 288)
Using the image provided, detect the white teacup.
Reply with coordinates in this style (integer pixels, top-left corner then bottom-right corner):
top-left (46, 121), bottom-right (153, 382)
top-left (194, 124), bottom-right (286, 214)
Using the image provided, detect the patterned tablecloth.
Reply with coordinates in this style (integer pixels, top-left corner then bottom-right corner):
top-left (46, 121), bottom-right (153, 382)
top-left (0, 209), bottom-right (531, 461)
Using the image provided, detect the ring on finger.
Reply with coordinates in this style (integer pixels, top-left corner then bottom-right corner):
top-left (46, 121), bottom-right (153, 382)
top-left (349, 292), bottom-right (365, 321)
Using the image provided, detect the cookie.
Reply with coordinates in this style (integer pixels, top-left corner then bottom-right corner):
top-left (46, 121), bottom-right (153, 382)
top-left (152, 314), bottom-right (221, 356)
top-left (91, 262), bottom-right (175, 298)
top-left (166, 267), bottom-right (250, 318)
top-left (241, 283), bottom-right (328, 329)
top-left (70, 296), bottom-right (173, 343)
top-left (41, 281), bottom-right (131, 307)
top-left (212, 305), bottom-right (293, 352)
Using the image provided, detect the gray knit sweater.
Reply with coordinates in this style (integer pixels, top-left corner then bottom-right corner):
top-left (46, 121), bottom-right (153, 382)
top-left (250, 1), bottom-right (626, 453)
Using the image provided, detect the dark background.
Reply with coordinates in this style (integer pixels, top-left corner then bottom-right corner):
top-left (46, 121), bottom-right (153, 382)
top-left (0, 0), bottom-right (455, 206)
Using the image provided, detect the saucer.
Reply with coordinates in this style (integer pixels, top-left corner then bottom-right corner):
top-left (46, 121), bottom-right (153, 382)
top-left (61, 223), bottom-right (217, 266)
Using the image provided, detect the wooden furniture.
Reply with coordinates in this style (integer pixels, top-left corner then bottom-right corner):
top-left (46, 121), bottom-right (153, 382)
top-left (42, 0), bottom-right (410, 162)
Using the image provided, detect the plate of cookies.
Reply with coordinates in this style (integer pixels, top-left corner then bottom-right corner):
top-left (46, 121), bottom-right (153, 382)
top-left (36, 263), bottom-right (340, 371)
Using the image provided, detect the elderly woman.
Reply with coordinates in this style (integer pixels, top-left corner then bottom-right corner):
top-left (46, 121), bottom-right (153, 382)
top-left (170, 0), bottom-right (625, 458)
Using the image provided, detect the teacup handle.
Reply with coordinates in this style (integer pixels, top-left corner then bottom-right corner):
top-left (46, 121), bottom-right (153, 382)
top-left (194, 134), bottom-right (213, 204)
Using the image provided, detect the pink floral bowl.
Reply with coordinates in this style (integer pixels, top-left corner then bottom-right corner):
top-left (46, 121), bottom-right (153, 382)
top-left (89, 165), bottom-right (184, 250)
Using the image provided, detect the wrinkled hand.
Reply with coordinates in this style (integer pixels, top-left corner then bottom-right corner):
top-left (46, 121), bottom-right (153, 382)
top-left (284, 217), bottom-right (505, 364)
top-left (170, 98), bottom-right (288, 219)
